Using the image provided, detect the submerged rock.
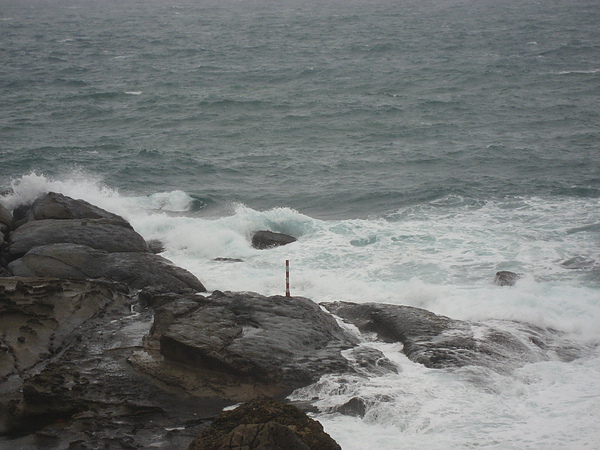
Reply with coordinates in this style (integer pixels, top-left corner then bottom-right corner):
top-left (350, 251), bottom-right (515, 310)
top-left (494, 271), bottom-right (521, 286)
top-left (322, 301), bottom-right (586, 373)
top-left (251, 230), bottom-right (297, 249)
top-left (187, 395), bottom-right (341, 450)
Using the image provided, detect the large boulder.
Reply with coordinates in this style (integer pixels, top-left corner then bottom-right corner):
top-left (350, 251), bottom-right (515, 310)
top-left (322, 301), bottom-right (586, 373)
top-left (0, 203), bottom-right (13, 232)
top-left (8, 218), bottom-right (150, 257)
top-left (187, 395), bottom-right (341, 450)
top-left (8, 243), bottom-right (205, 293)
top-left (131, 291), bottom-right (395, 401)
top-left (17, 191), bottom-right (130, 225)
top-left (251, 230), bottom-right (297, 249)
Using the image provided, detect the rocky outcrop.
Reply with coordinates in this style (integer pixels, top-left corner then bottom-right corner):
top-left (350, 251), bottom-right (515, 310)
top-left (187, 396), bottom-right (341, 450)
top-left (0, 278), bottom-right (124, 388)
top-left (0, 277), bottom-right (225, 448)
top-left (322, 301), bottom-right (586, 373)
top-left (9, 243), bottom-right (205, 293)
top-left (0, 204), bottom-right (14, 233)
top-left (8, 218), bottom-right (150, 256)
top-left (2, 193), bottom-right (206, 293)
top-left (251, 230), bottom-right (297, 249)
top-left (131, 291), bottom-right (396, 401)
top-left (16, 191), bottom-right (130, 226)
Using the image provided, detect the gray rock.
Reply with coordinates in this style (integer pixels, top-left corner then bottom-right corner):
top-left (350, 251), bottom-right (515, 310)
top-left (0, 203), bottom-right (13, 231)
top-left (494, 271), bottom-right (521, 286)
top-left (0, 277), bottom-right (224, 447)
top-left (251, 230), bottom-right (297, 249)
top-left (132, 291), bottom-right (360, 401)
top-left (30, 192), bottom-right (130, 225)
top-left (0, 278), bottom-right (123, 386)
top-left (8, 243), bottom-right (206, 293)
top-left (322, 301), bottom-right (586, 373)
top-left (8, 218), bottom-right (150, 257)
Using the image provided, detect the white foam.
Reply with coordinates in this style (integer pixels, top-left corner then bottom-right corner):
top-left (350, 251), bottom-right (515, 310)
top-left (2, 173), bottom-right (599, 449)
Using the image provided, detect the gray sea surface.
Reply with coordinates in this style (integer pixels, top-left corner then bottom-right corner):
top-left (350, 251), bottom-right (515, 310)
top-left (1, 0), bottom-right (598, 218)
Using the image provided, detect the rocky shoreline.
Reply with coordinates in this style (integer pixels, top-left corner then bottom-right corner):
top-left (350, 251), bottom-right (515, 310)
top-left (0, 192), bottom-right (590, 448)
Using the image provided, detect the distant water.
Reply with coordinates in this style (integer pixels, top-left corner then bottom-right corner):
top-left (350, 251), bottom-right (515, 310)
top-left (1, 0), bottom-right (599, 448)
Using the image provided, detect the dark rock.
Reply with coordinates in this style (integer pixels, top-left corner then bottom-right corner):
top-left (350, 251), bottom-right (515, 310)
top-left (251, 230), bottom-right (297, 249)
top-left (187, 395), bottom-right (341, 450)
top-left (333, 397), bottom-right (367, 418)
top-left (0, 277), bottom-right (226, 447)
top-left (11, 204), bottom-right (31, 228)
top-left (147, 239), bottom-right (166, 254)
top-left (0, 203), bottom-right (13, 232)
top-left (8, 218), bottom-right (150, 257)
top-left (214, 257), bottom-right (244, 263)
top-left (8, 243), bottom-right (206, 293)
top-left (322, 301), bottom-right (585, 373)
top-left (346, 346), bottom-right (399, 376)
top-left (29, 192), bottom-right (130, 225)
top-left (131, 291), bottom-right (359, 401)
top-left (494, 271), bottom-right (521, 286)
top-left (0, 277), bottom-right (127, 432)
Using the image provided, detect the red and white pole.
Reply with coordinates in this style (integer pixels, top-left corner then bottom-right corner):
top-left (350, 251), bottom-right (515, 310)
top-left (285, 260), bottom-right (291, 297)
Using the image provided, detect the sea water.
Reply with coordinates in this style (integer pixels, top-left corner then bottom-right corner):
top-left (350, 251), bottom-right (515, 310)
top-left (1, 0), bottom-right (599, 448)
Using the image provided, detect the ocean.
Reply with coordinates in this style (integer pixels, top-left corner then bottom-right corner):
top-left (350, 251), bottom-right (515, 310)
top-left (1, 0), bottom-right (599, 448)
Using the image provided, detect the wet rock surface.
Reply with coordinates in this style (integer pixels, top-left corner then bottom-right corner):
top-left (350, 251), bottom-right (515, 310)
top-left (251, 230), bottom-right (297, 249)
top-left (322, 301), bottom-right (588, 372)
top-left (187, 395), bottom-right (341, 450)
top-left (28, 192), bottom-right (130, 224)
top-left (9, 243), bottom-right (206, 293)
top-left (0, 278), bottom-right (227, 449)
top-left (494, 270), bottom-right (522, 286)
top-left (8, 218), bottom-right (150, 256)
top-left (1, 192), bottom-right (590, 448)
top-left (131, 291), bottom-right (367, 401)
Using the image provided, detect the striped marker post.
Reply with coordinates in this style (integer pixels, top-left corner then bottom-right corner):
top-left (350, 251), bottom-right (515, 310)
top-left (285, 260), bottom-right (291, 297)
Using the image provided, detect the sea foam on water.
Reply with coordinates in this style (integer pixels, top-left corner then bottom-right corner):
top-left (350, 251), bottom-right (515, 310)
top-left (2, 172), bottom-right (599, 449)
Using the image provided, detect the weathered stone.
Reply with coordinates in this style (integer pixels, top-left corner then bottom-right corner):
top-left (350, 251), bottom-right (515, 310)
top-left (322, 301), bottom-right (586, 373)
top-left (0, 277), bottom-right (225, 447)
top-left (187, 396), bottom-right (341, 450)
top-left (333, 397), bottom-right (367, 418)
top-left (147, 239), bottom-right (166, 254)
top-left (8, 218), bottom-right (150, 257)
top-left (8, 243), bottom-right (206, 293)
top-left (0, 278), bottom-right (128, 433)
top-left (30, 192), bottom-right (130, 225)
top-left (251, 230), bottom-right (297, 249)
top-left (0, 203), bottom-right (13, 231)
top-left (494, 270), bottom-right (521, 286)
top-left (131, 291), bottom-right (359, 401)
